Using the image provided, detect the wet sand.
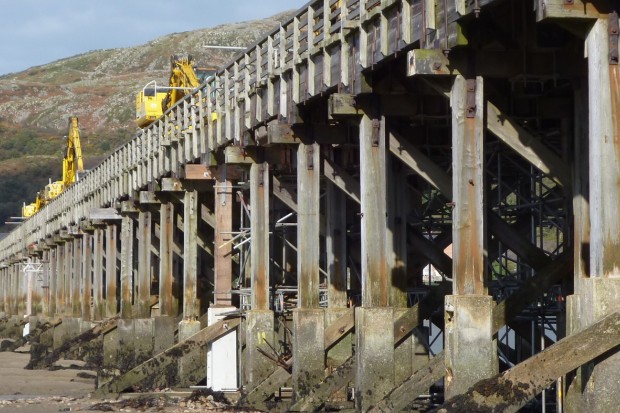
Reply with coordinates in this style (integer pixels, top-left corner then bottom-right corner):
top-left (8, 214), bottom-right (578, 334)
top-left (0, 350), bottom-right (253, 412)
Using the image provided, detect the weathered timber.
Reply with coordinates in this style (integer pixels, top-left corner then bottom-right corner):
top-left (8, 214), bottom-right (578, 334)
top-left (289, 283), bottom-right (449, 412)
top-left (486, 101), bottom-right (571, 187)
top-left (272, 175), bottom-right (298, 212)
top-left (393, 283), bottom-right (451, 344)
top-left (322, 158), bottom-right (361, 204)
top-left (368, 355), bottom-right (445, 413)
top-left (324, 308), bottom-right (354, 350)
top-left (241, 366), bottom-right (292, 409)
top-left (93, 317), bottom-right (240, 396)
top-left (288, 356), bottom-right (356, 412)
top-left (297, 143), bottom-right (321, 308)
top-left (535, 0), bottom-right (609, 21)
top-left (371, 253), bottom-right (570, 410)
top-left (492, 252), bottom-right (570, 332)
top-left (1, 318), bottom-right (60, 353)
top-left (447, 75), bottom-right (494, 397)
top-left (27, 317), bottom-right (118, 370)
top-left (436, 311), bottom-right (620, 413)
top-left (408, 48), bottom-right (585, 78)
top-left (390, 129), bottom-right (551, 271)
top-left (250, 163), bottom-right (270, 310)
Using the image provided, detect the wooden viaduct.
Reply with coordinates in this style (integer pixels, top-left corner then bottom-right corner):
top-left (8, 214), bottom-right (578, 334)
top-left (2, 0), bottom-right (620, 411)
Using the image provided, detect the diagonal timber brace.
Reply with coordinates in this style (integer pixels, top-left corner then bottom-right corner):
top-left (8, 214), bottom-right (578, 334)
top-left (93, 317), bottom-right (240, 397)
top-left (437, 311), bottom-right (620, 413)
top-left (27, 317), bottom-right (118, 370)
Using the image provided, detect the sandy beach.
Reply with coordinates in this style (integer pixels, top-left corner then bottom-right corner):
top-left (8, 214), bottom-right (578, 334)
top-left (0, 350), bottom-right (252, 413)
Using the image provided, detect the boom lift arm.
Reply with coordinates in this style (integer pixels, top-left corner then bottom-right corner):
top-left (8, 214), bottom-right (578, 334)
top-left (45, 116), bottom-right (84, 202)
top-left (135, 55), bottom-right (202, 128)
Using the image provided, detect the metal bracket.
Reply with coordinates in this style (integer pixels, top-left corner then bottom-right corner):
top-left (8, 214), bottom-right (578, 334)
top-left (371, 119), bottom-right (381, 147)
top-left (609, 12), bottom-right (619, 65)
top-left (466, 79), bottom-right (477, 118)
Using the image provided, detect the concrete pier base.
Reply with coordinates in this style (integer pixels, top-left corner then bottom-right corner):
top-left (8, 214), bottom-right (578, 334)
top-left (325, 308), bottom-right (352, 368)
top-left (153, 316), bottom-right (176, 355)
top-left (393, 308), bottom-right (429, 387)
top-left (245, 310), bottom-right (275, 390)
top-left (77, 320), bottom-right (102, 368)
top-left (53, 317), bottom-right (81, 354)
top-left (444, 295), bottom-right (497, 399)
top-left (177, 319), bottom-right (202, 387)
top-left (117, 319), bottom-right (136, 373)
top-left (134, 318), bottom-right (154, 365)
top-left (2, 317), bottom-right (24, 339)
top-left (292, 309), bottom-right (325, 402)
top-left (99, 326), bottom-right (120, 386)
top-left (580, 278), bottom-right (620, 412)
top-left (565, 293), bottom-right (583, 413)
top-left (355, 307), bottom-right (394, 412)
top-left (207, 307), bottom-right (238, 391)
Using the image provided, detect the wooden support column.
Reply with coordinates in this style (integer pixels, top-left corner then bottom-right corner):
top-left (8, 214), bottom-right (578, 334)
top-left (387, 160), bottom-right (409, 307)
top-left (0, 268), bottom-right (5, 316)
top-left (565, 85), bottom-right (590, 410)
top-left (214, 173), bottom-right (233, 306)
top-left (581, 16), bottom-right (620, 412)
top-left (16, 263), bottom-right (25, 317)
top-left (250, 162), bottom-right (270, 310)
top-left (445, 75), bottom-right (496, 399)
top-left (297, 142), bottom-right (321, 309)
top-left (48, 248), bottom-right (57, 318)
top-left (182, 190), bottom-right (199, 321)
top-left (154, 200), bottom-right (177, 358)
top-left (292, 142), bottom-right (325, 402)
top-left (177, 189), bottom-right (202, 387)
top-left (105, 223), bottom-right (118, 318)
top-left (118, 211), bottom-right (139, 373)
top-left (120, 215), bottom-right (134, 319)
top-left (326, 178), bottom-right (348, 308)
top-left (40, 251), bottom-right (50, 317)
top-left (55, 241), bottom-right (65, 317)
top-left (246, 161), bottom-right (275, 389)
top-left (451, 75), bottom-right (486, 296)
top-left (359, 112), bottom-right (389, 306)
top-left (81, 233), bottom-right (92, 322)
top-left (158, 202), bottom-right (177, 316)
top-left (355, 109), bottom-right (394, 412)
top-left (72, 236), bottom-right (82, 317)
top-left (64, 239), bottom-right (73, 316)
top-left (136, 209), bottom-right (155, 365)
top-left (136, 210), bottom-right (152, 318)
top-left (92, 227), bottom-right (104, 321)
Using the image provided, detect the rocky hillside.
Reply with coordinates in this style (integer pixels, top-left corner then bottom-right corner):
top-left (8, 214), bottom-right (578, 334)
top-left (0, 11), bottom-right (293, 231)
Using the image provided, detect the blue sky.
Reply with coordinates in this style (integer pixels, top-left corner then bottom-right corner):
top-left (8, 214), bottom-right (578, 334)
top-left (0, 0), bottom-right (307, 75)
